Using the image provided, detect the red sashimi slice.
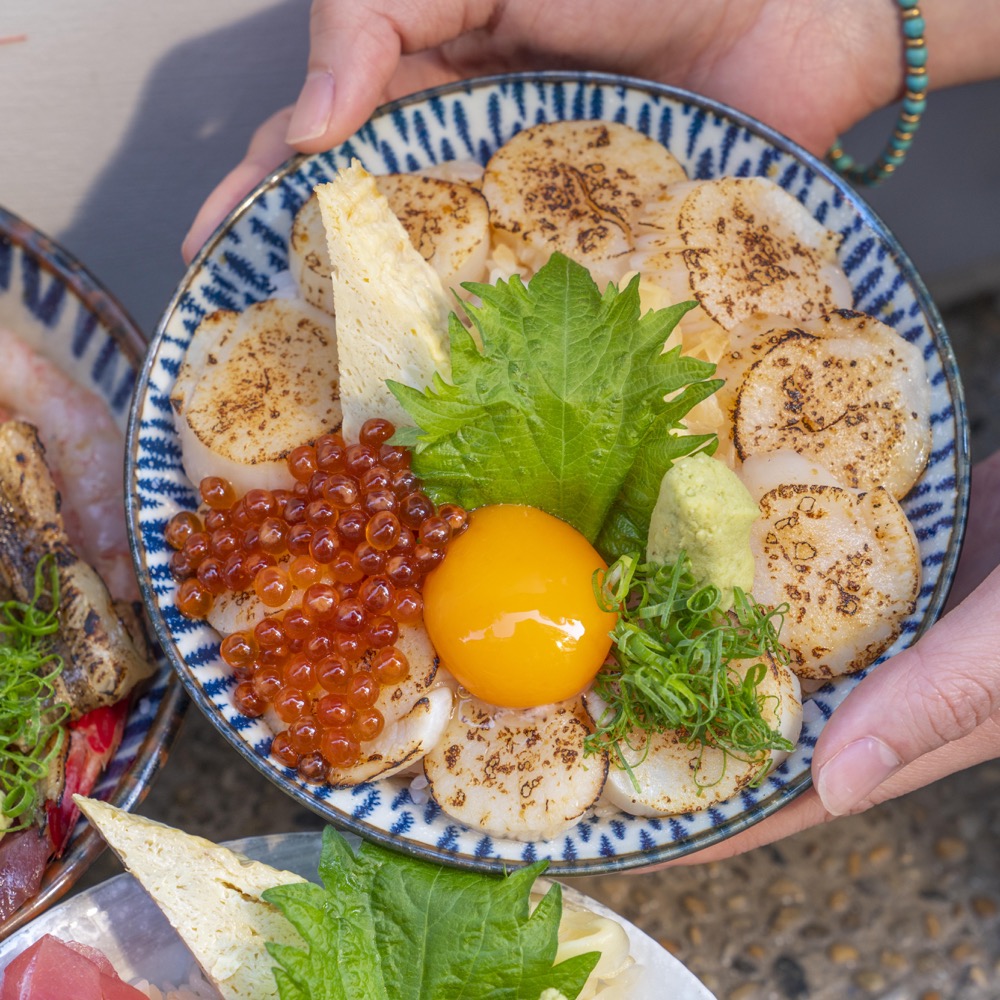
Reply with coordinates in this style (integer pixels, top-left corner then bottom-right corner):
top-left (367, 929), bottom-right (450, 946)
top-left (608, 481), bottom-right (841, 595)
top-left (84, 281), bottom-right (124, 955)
top-left (46, 699), bottom-right (129, 856)
top-left (0, 829), bottom-right (50, 924)
top-left (0, 699), bottom-right (130, 924)
top-left (0, 934), bottom-right (147, 999)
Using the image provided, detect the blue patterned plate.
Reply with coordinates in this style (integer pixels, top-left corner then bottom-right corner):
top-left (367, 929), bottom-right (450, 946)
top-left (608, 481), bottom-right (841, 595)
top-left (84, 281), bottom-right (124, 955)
top-left (0, 205), bottom-right (186, 936)
top-left (128, 73), bottom-right (969, 875)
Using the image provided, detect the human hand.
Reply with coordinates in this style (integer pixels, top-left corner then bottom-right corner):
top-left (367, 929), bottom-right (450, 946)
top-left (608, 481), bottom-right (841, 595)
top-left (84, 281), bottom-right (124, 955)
top-left (183, 0), bottom-right (903, 261)
top-left (659, 447), bottom-right (1000, 867)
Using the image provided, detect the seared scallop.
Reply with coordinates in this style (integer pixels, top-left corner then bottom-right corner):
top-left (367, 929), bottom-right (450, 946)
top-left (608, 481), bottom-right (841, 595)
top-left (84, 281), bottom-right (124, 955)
top-left (481, 120), bottom-right (687, 286)
top-left (751, 483), bottom-right (920, 679)
top-left (376, 173), bottom-right (491, 290)
top-left (324, 687), bottom-right (454, 786)
top-left (268, 626), bottom-right (453, 786)
top-left (585, 655), bottom-right (800, 817)
top-left (290, 173), bottom-right (491, 314)
top-left (423, 696), bottom-right (608, 842)
top-left (631, 177), bottom-right (851, 362)
top-left (206, 585), bottom-right (296, 637)
top-left (170, 299), bottom-right (340, 493)
top-left (730, 309), bottom-right (932, 497)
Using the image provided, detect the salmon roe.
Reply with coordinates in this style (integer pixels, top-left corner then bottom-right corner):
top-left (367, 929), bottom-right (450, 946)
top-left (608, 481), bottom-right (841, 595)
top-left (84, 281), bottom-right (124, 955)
top-left (165, 417), bottom-right (465, 781)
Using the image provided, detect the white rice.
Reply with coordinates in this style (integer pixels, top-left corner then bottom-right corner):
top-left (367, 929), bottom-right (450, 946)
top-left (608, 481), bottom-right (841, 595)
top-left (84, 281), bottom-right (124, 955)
top-left (132, 966), bottom-right (222, 1000)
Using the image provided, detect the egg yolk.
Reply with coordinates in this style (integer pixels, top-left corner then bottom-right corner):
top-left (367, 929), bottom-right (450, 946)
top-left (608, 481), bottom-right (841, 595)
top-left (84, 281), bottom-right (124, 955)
top-left (422, 504), bottom-right (617, 708)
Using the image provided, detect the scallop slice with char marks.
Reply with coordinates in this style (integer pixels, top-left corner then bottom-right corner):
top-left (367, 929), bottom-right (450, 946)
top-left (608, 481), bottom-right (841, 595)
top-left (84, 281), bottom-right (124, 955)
top-left (205, 581), bottom-right (298, 639)
top-left (751, 483), bottom-right (920, 679)
top-left (737, 449), bottom-right (844, 502)
top-left (423, 695), bottom-right (608, 842)
top-left (320, 625), bottom-right (453, 786)
top-left (630, 178), bottom-right (851, 363)
top-left (290, 174), bottom-right (491, 314)
top-left (376, 174), bottom-right (491, 290)
top-left (171, 299), bottom-right (340, 494)
top-left (323, 686), bottom-right (454, 787)
top-left (758, 653), bottom-right (803, 771)
top-left (481, 120), bottom-right (687, 287)
top-left (584, 655), bottom-right (801, 818)
top-left (730, 309), bottom-right (932, 498)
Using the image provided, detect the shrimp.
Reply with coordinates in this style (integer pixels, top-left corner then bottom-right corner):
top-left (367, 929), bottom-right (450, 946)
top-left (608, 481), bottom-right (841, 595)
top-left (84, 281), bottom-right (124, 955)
top-left (480, 120), bottom-right (688, 287)
top-left (422, 694), bottom-right (609, 842)
top-left (750, 479), bottom-right (920, 679)
top-left (585, 655), bottom-right (802, 817)
top-left (0, 327), bottom-right (135, 601)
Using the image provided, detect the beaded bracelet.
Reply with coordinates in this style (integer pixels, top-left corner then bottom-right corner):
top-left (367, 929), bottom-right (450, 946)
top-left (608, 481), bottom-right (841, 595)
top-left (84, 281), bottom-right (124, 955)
top-left (827, 0), bottom-right (928, 186)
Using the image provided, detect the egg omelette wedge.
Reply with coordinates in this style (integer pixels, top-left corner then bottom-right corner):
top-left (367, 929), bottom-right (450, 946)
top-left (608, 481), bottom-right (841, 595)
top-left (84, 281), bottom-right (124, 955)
top-left (73, 796), bottom-right (306, 1000)
top-left (314, 160), bottom-right (453, 440)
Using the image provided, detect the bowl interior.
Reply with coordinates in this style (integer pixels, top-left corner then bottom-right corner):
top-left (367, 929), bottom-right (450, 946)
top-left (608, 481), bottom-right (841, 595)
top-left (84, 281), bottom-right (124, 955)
top-left (0, 206), bottom-right (186, 937)
top-left (128, 73), bottom-right (970, 874)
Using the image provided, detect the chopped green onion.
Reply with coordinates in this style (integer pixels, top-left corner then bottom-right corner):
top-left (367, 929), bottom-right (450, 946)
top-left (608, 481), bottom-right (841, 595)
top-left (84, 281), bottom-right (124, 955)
top-left (584, 553), bottom-right (793, 790)
top-left (1, 556), bottom-right (68, 829)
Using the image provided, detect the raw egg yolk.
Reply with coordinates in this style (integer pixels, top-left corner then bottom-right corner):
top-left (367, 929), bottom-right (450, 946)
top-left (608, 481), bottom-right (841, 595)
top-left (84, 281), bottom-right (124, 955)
top-left (422, 504), bottom-right (617, 708)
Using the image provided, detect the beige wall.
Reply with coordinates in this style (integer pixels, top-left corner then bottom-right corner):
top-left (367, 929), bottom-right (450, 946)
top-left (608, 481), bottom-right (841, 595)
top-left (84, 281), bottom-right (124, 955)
top-left (2, 0), bottom-right (997, 333)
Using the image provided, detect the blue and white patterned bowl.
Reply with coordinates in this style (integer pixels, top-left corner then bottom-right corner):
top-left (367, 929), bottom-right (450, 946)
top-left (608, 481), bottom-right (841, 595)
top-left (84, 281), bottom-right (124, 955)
top-left (128, 73), bottom-right (970, 875)
top-left (0, 205), bottom-right (187, 935)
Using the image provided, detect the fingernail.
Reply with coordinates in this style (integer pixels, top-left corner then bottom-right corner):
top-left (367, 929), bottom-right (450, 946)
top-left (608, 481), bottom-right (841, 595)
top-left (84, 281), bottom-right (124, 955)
top-left (815, 737), bottom-right (903, 816)
top-left (286, 71), bottom-right (335, 145)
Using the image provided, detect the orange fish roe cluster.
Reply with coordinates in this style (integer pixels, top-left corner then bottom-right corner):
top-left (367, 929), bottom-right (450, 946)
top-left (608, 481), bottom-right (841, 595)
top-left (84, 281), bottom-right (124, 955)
top-left (163, 417), bottom-right (466, 780)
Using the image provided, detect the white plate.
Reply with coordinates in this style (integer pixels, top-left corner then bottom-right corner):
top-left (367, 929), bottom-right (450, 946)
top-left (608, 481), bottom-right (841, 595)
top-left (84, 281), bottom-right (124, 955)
top-left (0, 831), bottom-right (717, 999)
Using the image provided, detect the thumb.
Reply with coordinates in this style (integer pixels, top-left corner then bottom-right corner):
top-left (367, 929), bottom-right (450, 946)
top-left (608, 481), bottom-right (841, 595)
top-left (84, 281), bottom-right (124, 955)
top-left (284, 0), bottom-right (401, 150)
top-left (811, 563), bottom-right (1000, 816)
top-left (284, 0), bottom-right (500, 152)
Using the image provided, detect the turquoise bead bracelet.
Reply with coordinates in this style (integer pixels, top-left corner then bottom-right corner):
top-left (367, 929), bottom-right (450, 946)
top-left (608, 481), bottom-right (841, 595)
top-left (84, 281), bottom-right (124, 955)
top-left (827, 0), bottom-right (928, 185)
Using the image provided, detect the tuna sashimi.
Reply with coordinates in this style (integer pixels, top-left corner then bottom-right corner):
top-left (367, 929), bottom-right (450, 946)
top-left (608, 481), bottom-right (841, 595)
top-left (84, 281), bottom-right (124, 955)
top-left (0, 934), bottom-right (146, 999)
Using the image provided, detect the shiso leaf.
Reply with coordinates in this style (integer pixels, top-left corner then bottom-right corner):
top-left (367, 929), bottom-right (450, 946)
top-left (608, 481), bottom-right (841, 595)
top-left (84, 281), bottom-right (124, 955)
top-left (388, 252), bottom-right (719, 549)
top-left (265, 827), bottom-right (599, 1000)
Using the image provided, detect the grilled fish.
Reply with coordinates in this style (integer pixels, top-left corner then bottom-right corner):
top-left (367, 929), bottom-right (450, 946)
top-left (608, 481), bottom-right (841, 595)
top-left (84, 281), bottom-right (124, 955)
top-left (0, 420), bottom-right (152, 719)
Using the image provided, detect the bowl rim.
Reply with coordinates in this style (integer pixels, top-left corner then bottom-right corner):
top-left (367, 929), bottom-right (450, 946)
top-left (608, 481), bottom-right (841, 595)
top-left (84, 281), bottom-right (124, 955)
top-left (0, 204), bottom-right (189, 938)
top-left (126, 70), bottom-right (972, 875)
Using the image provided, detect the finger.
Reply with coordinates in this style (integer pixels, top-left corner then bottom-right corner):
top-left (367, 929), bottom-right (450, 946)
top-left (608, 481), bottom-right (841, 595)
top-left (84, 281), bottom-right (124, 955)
top-left (810, 565), bottom-right (1000, 816)
top-left (945, 449), bottom-right (1000, 610)
top-left (649, 787), bottom-right (834, 869)
top-left (182, 108), bottom-right (295, 264)
top-left (284, 1), bottom-right (398, 150)
top-left (285, 0), bottom-right (497, 152)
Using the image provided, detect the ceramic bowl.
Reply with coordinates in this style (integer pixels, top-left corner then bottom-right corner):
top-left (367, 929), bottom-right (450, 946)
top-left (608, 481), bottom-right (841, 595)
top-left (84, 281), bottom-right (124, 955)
top-left (0, 831), bottom-right (717, 999)
top-left (127, 73), bottom-right (970, 874)
top-left (0, 205), bottom-right (187, 936)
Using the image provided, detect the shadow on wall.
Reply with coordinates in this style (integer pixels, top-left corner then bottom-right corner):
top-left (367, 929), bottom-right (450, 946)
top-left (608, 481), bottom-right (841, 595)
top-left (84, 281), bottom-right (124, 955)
top-left (836, 76), bottom-right (1000, 302)
top-left (60, 0), bottom-right (309, 336)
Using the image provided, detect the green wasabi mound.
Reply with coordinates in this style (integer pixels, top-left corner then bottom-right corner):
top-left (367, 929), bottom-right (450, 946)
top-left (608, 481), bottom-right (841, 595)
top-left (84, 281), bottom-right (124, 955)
top-left (646, 452), bottom-right (759, 610)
